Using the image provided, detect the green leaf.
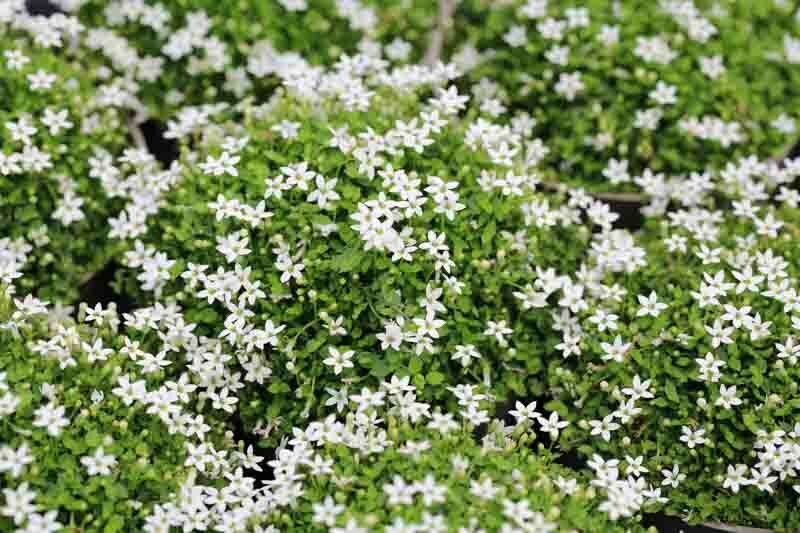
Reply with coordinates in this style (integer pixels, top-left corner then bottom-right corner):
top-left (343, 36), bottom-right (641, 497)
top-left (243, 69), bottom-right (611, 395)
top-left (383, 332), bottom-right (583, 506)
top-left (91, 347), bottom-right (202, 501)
top-left (330, 246), bottom-right (365, 272)
top-left (481, 220), bottom-right (496, 248)
top-left (475, 193), bottom-right (492, 213)
top-left (104, 515), bottom-right (125, 533)
top-left (369, 358), bottom-right (392, 378)
top-left (268, 382), bottom-right (291, 394)
top-left (750, 364), bottom-right (764, 387)
top-left (426, 371), bottom-right (444, 385)
top-left (544, 400), bottom-right (569, 417)
top-left (664, 381), bottom-right (679, 403)
top-left (341, 183), bottom-right (361, 201)
top-left (303, 334), bottom-right (328, 356)
top-left (721, 426), bottom-right (746, 450)
top-left (742, 413), bottom-right (759, 434)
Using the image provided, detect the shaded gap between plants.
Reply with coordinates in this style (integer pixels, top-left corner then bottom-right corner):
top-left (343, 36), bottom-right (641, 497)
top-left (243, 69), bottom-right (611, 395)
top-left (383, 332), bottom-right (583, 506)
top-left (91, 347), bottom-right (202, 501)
top-left (140, 119), bottom-right (180, 166)
top-left (229, 408), bottom-right (277, 483)
top-left (642, 514), bottom-right (740, 533)
top-left (603, 197), bottom-right (646, 231)
top-left (77, 261), bottom-right (135, 314)
top-left (784, 139), bottom-right (800, 161)
top-left (25, 0), bottom-right (59, 16)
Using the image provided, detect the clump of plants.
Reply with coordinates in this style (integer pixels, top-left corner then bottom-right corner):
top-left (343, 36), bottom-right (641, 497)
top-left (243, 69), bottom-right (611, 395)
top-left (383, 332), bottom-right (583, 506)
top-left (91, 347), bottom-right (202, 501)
top-left (5, 1), bottom-right (800, 531)
top-left (0, 275), bottom-right (243, 531)
top-left (449, 0), bottom-right (800, 194)
top-left (49, 0), bottom-right (440, 119)
top-left (145, 373), bottom-right (655, 531)
top-left (101, 61), bottom-right (637, 442)
top-left (543, 158), bottom-right (800, 528)
top-left (0, 10), bottom-right (159, 301)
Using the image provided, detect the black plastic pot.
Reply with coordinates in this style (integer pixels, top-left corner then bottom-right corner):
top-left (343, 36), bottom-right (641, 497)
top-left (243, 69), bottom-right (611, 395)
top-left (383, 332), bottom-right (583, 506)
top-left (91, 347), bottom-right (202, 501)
top-left (25, 0), bottom-right (59, 16)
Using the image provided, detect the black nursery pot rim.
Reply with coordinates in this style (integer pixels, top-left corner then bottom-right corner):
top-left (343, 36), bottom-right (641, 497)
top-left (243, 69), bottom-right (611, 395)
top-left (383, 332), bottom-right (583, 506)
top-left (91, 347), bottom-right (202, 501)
top-left (702, 523), bottom-right (787, 533)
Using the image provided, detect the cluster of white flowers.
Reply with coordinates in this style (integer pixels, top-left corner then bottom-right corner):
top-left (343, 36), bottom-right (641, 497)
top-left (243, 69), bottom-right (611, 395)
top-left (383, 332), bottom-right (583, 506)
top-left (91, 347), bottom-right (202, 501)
top-left (678, 115), bottom-right (744, 147)
top-left (4, 0), bottom-right (800, 530)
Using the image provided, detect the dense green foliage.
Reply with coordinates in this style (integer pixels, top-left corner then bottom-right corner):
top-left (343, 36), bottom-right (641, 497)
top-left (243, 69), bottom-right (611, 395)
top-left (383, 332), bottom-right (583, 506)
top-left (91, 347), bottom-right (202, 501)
top-left (109, 87), bottom-right (606, 443)
top-left (3, 0), bottom-right (800, 530)
top-left (453, 0), bottom-right (800, 192)
top-left (0, 291), bottom-right (234, 532)
top-left (547, 195), bottom-right (800, 527)
top-left (0, 27), bottom-right (131, 301)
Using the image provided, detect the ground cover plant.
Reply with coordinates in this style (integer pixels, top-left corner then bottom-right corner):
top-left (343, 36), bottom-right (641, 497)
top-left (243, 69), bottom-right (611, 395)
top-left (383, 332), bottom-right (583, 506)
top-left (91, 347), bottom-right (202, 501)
top-left (0, 279), bottom-right (235, 531)
top-left (236, 383), bottom-right (655, 531)
top-left (46, 0), bottom-right (440, 120)
top-left (450, 0), bottom-right (800, 195)
top-left (0, 7), bottom-right (154, 302)
top-left (3, 0), bottom-right (800, 531)
top-left (544, 159), bottom-right (800, 527)
top-left (107, 65), bottom-right (620, 443)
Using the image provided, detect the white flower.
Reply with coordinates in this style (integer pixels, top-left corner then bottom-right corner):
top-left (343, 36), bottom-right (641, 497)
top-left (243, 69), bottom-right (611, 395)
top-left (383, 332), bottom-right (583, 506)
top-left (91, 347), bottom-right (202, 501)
top-left (716, 384), bottom-right (742, 410)
top-left (509, 401), bottom-right (540, 424)
top-left (413, 311), bottom-right (445, 339)
top-left (4, 50), bottom-right (29, 70)
top-left (81, 447), bottom-right (117, 476)
top-left (312, 496), bottom-right (345, 527)
top-left (322, 347), bottom-right (355, 375)
top-left (589, 415), bottom-right (620, 441)
top-left (625, 455), bottom-right (648, 477)
top-left (679, 426), bottom-right (707, 449)
top-left (271, 119), bottom-right (301, 139)
top-left (0, 443), bottom-right (33, 478)
top-left (377, 318), bottom-right (406, 351)
top-left (324, 386), bottom-right (349, 413)
top-left (600, 336), bottom-right (630, 363)
top-left (469, 477), bottom-right (500, 501)
top-left (554, 72), bottom-right (584, 101)
top-left (598, 24), bottom-right (619, 47)
top-left (636, 291), bottom-right (668, 318)
top-left (452, 344), bottom-right (481, 367)
top-left (82, 338), bottom-right (113, 363)
top-left (750, 467), bottom-right (777, 493)
top-left (307, 175), bottom-right (340, 209)
top-left (661, 464), bottom-right (686, 488)
top-left (503, 25), bottom-right (528, 47)
top-left (1, 482), bottom-right (37, 525)
top-left (589, 308), bottom-right (618, 332)
top-left (28, 69), bottom-right (57, 90)
top-left (695, 352), bottom-right (725, 382)
top-left (484, 320), bottom-right (512, 344)
top-left (32, 402), bottom-right (69, 436)
top-left (537, 411), bottom-right (569, 439)
top-left (0, 392), bottom-right (20, 418)
top-left (199, 151), bottom-right (240, 176)
top-left (621, 375), bottom-right (654, 401)
top-left (772, 113), bottom-right (796, 134)
top-left (722, 464), bottom-right (751, 494)
top-left (276, 255), bottom-right (305, 284)
top-left (720, 304), bottom-right (752, 329)
top-left (383, 475), bottom-right (414, 506)
top-left (699, 55), bottom-right (725, 79)
top-left (634, 108), bottom-right (663, 130)
top-left (776, 336), bottom-right (800, 365)
top-left (649, 81), bottom-right (677, 105)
